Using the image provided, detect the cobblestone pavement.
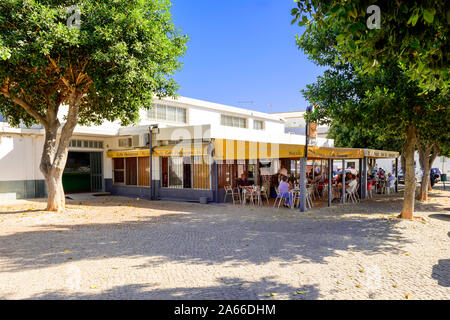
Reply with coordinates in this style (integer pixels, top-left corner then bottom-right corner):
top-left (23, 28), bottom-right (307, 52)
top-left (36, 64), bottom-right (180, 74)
top-left (0, 188), bottom-right (448, 300)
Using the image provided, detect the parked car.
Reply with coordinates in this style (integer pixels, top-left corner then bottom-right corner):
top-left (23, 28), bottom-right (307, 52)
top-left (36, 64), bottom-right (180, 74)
top-left (398, 169), bottom-right (404, 184)
top-left (399, 168), bottom-right (441, 185)
top-left (430, 168), bottom-right (441, 186)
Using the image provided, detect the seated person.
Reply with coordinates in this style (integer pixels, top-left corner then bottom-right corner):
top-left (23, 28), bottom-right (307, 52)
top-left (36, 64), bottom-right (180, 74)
top-left (313, 173), bottom-right (322, 183)
top-left (386, 172), bottom-right (396, 186)
top-left (288, 173), bottom-right (296, 184)
top-left (280, 166), bottom-right (288, 178)
top-left (346, 174), bottom-right (357, 191)
top-left (345, 172), bottom-right (353, 182)
top-left (237, 173), bottom-right (251, 187)
top-left (278, 176), bottom-right (292, 208)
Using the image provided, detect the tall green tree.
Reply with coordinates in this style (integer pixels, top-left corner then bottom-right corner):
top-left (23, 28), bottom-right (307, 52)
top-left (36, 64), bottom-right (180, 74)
top-left (416, 108), bottom-right (450, 200)
top-left (294, 8), bottom-right (448, 219)
top-left (292, 0), bottom-right (449, 95)
top-left (0, 0), bottom-right (187, 211)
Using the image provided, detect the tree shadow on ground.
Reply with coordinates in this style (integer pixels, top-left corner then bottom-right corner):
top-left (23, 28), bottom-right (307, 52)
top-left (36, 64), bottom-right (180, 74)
top-left (428, 214), bottom-right (450, 222)
top-left (432, 259), bottom-right (450, 287)
top-left (0, 196), bottom-right (412, 273)
top-left (18, 277), bottom-right (320, 300)
top-left (0, 209), bottom-right (42, 215)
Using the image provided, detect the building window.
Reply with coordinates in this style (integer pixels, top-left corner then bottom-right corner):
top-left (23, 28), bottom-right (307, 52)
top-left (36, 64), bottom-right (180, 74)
top-left (147, 104), bottom-right (187, 123)
top-left (113, 157), bottom-right (150, 187)
top-left (192, 156), bottom-right (211, 189)
top-left (125, 157), bottom-right (137, 185)
top-left (161, 156), bottom-right (210, 189)
top-left (118, 138), bottom-right (132, 148)
top-left (253, 120), bottom-right (264, 130)
top-left (113, 158), bottom-right (125, 184)
top-left (70, 139), bottom-right (104, 149)
top-left (168, 157), bottom-right (183, 189)
top-left (138, 157), bottom-right (150, 187)
top-left (220, 115), bottom-right (247, 128)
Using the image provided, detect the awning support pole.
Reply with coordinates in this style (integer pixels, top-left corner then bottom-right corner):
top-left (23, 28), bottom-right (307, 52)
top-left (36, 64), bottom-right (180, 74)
top-left (299, 157), bottom-right (307, 212)
top-left (212, 160), bottom-right (219, 202)
top-left (149, 126), bottom-right (154, 200)
top-left (358, 158), bottom-right (363, 199)
top-left (342, 159), bottom-right (346, 204)
top-left (361, 156), bottom-right (368, 199)
top-left (328, 158), bottom-right (332, 207)
top-left (395, 157), bottom-right (399, 193)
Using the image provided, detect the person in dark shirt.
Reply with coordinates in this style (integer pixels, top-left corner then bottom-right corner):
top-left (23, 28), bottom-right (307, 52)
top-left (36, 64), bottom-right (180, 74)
top-left (237, 172), bottom-right (251, 187)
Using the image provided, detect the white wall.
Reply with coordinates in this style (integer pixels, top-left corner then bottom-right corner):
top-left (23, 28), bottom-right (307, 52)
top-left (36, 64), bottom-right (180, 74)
top-left (0, 132), bottom-right (110, 181)
top-left (0, 134), bottom-right (44, 181)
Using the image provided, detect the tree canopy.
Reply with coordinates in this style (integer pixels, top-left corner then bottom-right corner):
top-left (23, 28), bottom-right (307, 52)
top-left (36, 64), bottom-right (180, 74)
top-left (292, 0), bottom-right (449, 95)
top-left (0, 0), bottom-right (187, 128)
top-left (0, 0), bottom-right (187, 211)
top-left (292, 0), bottom-right (449, 219)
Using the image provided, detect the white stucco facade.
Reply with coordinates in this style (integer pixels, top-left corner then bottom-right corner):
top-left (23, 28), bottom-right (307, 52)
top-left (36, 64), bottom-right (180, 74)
top-left (0, 96), bottom-right (335, 200)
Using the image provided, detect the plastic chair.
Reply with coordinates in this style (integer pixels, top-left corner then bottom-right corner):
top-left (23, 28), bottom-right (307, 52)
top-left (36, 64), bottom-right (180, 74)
top-left (306, 186), bottom-right (314, 208)
top-left (273, 187), bottom-right (283, 208)
top-left (259, 186), bottom-right (270, 206)
top-left (242, 186), bottom-right (256, 205)
top-left (345, 183), bottom-right (359, 203)
top-left (384, 178), bottom-right (396, 194)
top-left (223, 185), bottom-right (240, 204)
top-left (290, 189), bottom-right (300, 209)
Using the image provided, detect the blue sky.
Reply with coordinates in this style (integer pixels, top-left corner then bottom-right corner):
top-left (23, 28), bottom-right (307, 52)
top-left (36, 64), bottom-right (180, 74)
top-left (170, 0), bottom-right (324, 114)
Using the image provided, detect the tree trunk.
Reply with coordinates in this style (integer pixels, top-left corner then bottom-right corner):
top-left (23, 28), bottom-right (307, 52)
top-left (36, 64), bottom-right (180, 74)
top-left (39, 101), bottom-right (80, 212)
top-left (418, 154), bottom-right (431, 201)
top-left (399, 125), bottom-right (417, 219)
top-left (45, 170), bottom-right (66, 211)
top-left (417, 142), bottom-right (439, 201)
top-left (400, 151), bottom-right (406, 178)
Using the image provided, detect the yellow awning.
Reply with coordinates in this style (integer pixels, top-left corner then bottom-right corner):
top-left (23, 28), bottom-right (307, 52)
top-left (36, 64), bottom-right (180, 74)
top-left (365, 149), bottom-right (399, 158)
top-left (153, 143), bottom-right (210, 157)
top-left (106, 143), bottom-right (210, 158)
top-left (307, 146), bottom-right (365, 159)
top-left (213, 139), bottom-right (368, 160)
top-left (213, 139), bottom-right (305, 160)
top-left (106, 141), bottom-right (398, 160)
top-left (106, 150), bottom-right (149, 158)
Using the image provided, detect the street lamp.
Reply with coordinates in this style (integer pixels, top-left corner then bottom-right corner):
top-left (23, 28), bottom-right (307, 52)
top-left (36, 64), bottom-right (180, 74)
top-left (305, 105), bottom-right (313, 158)
top-left (299, 105), bottom-right (313, 212)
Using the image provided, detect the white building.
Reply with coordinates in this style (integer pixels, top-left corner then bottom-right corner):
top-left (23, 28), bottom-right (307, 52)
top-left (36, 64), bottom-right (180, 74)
top-left (0, 96), bottom-right (334, 201)
top-left (270, 111), bottom-right (330, 139)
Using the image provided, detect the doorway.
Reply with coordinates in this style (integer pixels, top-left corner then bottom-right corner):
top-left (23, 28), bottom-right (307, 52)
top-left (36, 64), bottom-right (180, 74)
top-left (63, 151), bottom-right (103, 193)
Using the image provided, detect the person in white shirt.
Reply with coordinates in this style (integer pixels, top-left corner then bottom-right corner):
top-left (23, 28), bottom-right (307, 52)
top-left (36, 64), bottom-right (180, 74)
top-left (346, 174), bottom-right (357, 191)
